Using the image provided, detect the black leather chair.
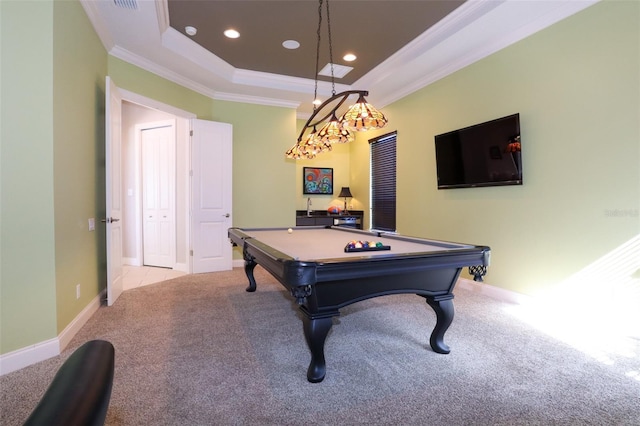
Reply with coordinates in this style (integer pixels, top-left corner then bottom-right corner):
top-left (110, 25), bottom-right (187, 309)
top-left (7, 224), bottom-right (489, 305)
top-left (23, 340), bottom-right (115, 426)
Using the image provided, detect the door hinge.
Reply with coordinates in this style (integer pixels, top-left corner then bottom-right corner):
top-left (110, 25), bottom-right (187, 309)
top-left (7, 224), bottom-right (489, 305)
top-left (190, 130), bottom-right (193, 136)
top-left (189, 170), bottom-right (193, 177)
top-left (190, 250), bottom-right (193, 256)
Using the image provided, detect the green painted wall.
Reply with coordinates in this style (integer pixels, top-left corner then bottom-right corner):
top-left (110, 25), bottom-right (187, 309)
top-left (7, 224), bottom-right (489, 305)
top-left (52, 0), bottom-right (108, 333)
top-left (293, 119), bottom-right (353, 213)
top-left (107, 57), bottom-right (214, 120)
top-left (1, 1), bottom-right (58, 353)
top-left (1, 0), bottom-right (107, 355)
top-left (214, 100), bottom-right (297, 228)
top-left (351, 0), bottom-right (640, 296)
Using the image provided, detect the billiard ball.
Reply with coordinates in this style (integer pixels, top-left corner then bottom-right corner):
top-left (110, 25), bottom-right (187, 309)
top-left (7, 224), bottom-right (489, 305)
top-left (287, 228), bottom-right (293, 234)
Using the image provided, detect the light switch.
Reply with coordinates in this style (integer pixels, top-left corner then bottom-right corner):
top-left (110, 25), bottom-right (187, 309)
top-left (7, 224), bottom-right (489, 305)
top-left (88, 218), bottom-right (95, 231)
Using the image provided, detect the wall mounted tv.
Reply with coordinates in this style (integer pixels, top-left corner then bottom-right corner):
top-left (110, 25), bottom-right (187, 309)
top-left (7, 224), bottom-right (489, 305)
top-left (434, 113), bottom-right (522, 189)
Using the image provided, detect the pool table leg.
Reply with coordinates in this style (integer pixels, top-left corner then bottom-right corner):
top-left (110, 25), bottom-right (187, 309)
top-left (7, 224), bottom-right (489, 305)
top-left (302, 315), bottom-right (333, 383)
top-left (425, 295), bottom-right (454, 354)
top-left (243, 259), bottom-right (257, 292)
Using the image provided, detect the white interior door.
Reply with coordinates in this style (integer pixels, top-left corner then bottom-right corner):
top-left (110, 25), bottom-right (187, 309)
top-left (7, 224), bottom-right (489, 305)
top-left (105, 76), bottom-right (124, 306)
top-left (191, 119), bottom-right (233, 273)
top-left (142, 125), bottom-right (176, 268)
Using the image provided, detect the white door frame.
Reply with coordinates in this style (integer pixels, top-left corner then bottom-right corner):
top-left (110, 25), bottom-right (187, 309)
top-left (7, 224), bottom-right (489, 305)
top-left (134, 119), bottom-right (177, 268)
top-left (120, 90), bottom-right (195, 273)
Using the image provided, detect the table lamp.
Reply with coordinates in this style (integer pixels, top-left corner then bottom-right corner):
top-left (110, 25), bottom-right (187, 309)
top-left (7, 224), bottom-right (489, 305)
top-left (338, 187), bottom-right (353, 214)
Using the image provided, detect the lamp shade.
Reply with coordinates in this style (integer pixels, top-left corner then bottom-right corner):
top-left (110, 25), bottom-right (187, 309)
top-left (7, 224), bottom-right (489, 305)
top-left (317, 112), bottom-right (354, 145)
top-left (338, 187), bottom-right (353, 198)
top-left (341, 94), bottom-right (388, 131)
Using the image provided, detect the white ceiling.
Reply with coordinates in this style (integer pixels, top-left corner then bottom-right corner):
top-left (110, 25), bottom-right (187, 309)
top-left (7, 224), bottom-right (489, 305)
top-left (80, 0), bottom-right (599, 117)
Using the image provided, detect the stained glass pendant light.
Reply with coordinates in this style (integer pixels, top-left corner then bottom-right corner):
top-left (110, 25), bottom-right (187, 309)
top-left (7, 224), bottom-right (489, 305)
top-left (317, 112), bottom-right (354, 144)
top-left (340, 93), bottom-right (388, 131)
top-left (285, 0), bottom-right (387, 159)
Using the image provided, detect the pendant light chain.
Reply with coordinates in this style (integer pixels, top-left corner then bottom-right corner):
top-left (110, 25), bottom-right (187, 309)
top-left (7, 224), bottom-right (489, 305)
top-left (313, 0), bottom-right (323, 109)
top-left (285, 0), bottom-right (388, 159)
top-left (325, 0), bottom-right (336, 96)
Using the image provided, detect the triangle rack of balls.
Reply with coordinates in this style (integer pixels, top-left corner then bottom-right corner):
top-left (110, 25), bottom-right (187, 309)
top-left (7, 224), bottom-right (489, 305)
top-left (344, 240), bottom-right (391, 253)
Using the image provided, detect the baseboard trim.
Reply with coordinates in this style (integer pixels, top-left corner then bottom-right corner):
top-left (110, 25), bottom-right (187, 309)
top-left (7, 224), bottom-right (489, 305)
top-left (0, 338), bottom-right (60, 376)
top-left (58, 290), bottom-right (106, 351)
top-left (174, 262), bottom-right (189, 273)
top-left (0, 290), bottom-right (106, 376)
top-left (232, 259), bottom-right (244, 268)
top-left (123, 257), bottom-right (141, 266)
top-left (457, 277), bottom-right (529, 305)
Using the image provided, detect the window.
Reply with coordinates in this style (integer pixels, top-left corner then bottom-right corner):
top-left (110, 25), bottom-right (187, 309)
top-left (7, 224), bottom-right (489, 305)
top-left (370, 132), bottom-right (397, 232)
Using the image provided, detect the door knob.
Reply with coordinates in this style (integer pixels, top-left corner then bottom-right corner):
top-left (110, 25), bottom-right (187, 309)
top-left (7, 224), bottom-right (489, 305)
top-left (101, 217), bottom-right (120, 223)
top-left (224, 213), bottom-right (230, 218)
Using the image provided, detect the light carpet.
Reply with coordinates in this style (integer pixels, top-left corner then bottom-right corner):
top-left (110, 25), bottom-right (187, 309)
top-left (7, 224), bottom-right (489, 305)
top-left (1, 267), bottom-right (639, 425)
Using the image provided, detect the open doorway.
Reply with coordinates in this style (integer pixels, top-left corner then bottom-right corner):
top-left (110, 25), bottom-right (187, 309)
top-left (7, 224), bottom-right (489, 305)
top-left (120, 100), bottom-right (191, 275)
top-left (138, 120), bottom-right (176, 268)
top-left (105, 82), bottom-right (233, 300)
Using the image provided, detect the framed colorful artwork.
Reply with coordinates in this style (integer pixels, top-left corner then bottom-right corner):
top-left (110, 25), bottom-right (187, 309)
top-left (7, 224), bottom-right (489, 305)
top-left (303, 167), bottom-right (333, 194)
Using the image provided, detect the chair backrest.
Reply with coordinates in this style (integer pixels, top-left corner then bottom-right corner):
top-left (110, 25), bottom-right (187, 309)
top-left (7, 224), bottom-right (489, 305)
top-left (23, 340), bottom-right (115, 426)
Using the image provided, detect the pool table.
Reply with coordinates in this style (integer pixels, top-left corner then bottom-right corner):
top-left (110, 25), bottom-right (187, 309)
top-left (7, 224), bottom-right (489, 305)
top-left (228, 226), bottom-right (490, 383)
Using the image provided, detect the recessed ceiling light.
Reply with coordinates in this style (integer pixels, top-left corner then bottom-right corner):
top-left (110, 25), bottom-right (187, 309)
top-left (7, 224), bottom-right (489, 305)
top-left (224, 29), bottom-right (240, 39)
top-left (343, 53), bottom-right (356, 62)
top-left (185, 26), bottom-right (197, 36)
top-left (282, 40), bottom-right (300, 50)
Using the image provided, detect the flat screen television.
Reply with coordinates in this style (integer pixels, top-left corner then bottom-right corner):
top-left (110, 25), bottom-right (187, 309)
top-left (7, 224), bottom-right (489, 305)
top-left (434, 113), bottom-right (522, 189)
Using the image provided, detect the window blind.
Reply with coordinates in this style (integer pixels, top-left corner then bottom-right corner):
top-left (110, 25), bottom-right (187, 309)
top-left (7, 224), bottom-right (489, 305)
top-left (370, 132), bottom-right (397, 232)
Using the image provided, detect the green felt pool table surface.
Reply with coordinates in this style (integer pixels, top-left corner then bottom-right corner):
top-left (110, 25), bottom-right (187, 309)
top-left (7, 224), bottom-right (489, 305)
top-left (242, 227), bottom-right (472, 261)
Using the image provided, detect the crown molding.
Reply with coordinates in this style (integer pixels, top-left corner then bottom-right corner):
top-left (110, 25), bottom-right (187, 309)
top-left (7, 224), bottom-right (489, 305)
top-left (367, 0), bottom-right (600, 109)
top-left (109, 45), bottom-right (219, 99)
top-left (85, 0), bottom-right (601, 115)
top-left (356, 0), bottom-right (503, 91)
top-left (161, 27), bottom-right (236, 81)
top-left (231, 68), bottom-right (352, 98)
top-left (213, 92), bottom-right (300, 109)
top-left (161, 26), bottom-right (352, 98)
top-left (110, 46), bottom-right (302, 110)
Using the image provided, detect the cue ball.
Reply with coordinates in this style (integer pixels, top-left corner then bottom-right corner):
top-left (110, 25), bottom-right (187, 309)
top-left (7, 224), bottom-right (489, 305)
top-left (288, 228), bottom-right (293, 233)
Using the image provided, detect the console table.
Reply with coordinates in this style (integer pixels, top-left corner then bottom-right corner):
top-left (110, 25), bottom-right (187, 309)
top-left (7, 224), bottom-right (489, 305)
top-left (295, 210), bottom-right (364, 229)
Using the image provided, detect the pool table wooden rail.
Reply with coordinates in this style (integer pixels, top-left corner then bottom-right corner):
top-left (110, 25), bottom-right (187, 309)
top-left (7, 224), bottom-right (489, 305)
top-left (229, 226), bottom-right (490, 299)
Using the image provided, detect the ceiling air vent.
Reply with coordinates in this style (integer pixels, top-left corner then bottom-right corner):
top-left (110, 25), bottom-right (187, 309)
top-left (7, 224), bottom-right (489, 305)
top-left (318, 63), bottom-right (353, 79)
top-left (113, 0), bottom-right (138, 10)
